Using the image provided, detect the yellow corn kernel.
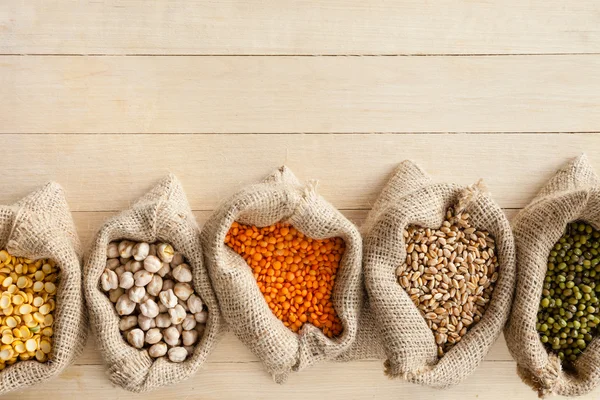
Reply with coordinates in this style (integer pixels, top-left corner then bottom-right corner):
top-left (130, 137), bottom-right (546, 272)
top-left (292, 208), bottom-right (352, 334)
top-left (26, 322), bottom-right (39, 330)
top-left (40, 339), bottom-right (51, 354)
top-left (11, 294), bottom-right (23, 306)
top-left (1, 334), bottom-right (12, 345)
top-left (0, 251), bottom-right (57, 366)
top-left (20, 326), bottom-right (30, 338)
top-left (13, 340), bottom-right (25, 353)
top-left (16, 277), bottom-right (27, 289)
top-left (33, 313), bottom-right (44, 324)
top-left (19, 304), bottom-right (32, 315)
top-left (43, 314), bottom-right (53, 327)
top-left (0, 296), bottom-right (11, 309)
top-left (20, 328), bottom-right (32, 340)
top-left (5, 317), bottom-right (16, 328)
top-left (44, 282), bottom-right (56, 294)
top-left (32, 282), bottom-right (44, 292)
top-left (35, 350), bottom-right (47, 362)
top-left (39, 304), bottom-right (50, 315)
top-left (25, 339), bottom-right (36, 352)
top-left (42, 264), bottom-right (52, 275)
top-left (0, 251), bottom-right (8, 264)
top-left (0, 347), bottom-right (13, 361)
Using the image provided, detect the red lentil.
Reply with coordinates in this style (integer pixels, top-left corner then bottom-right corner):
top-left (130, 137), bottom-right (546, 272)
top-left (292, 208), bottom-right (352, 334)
top-left (225, 222), bottom-right (344, 337)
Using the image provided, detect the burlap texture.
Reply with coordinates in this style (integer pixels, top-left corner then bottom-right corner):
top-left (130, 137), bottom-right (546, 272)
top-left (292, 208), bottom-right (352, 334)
top-left (505, 154), bottom-right (600, 397)
top-left (0, 183), bottom-right (86, 394)
top-left (363, 160), bottom-right (516, 388)
top-left (84, 175), bottom-right (222, 392)
top-left (201, 166), bottom-right (364, 383)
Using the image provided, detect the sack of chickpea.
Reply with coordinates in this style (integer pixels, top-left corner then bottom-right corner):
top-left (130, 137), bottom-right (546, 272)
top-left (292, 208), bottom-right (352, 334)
top-left (85, 175), bottom-right (223, 392)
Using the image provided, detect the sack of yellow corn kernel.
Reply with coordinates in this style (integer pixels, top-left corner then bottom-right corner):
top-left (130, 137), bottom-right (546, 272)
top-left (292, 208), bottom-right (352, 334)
top-left (84, 175), bottom-right (223, 392)
top-left (506, 155), bottom-right (600, 398)
top-left (0, 182), bottom-right (86, 395)
top-left (362, 160), bottom-right (516, 388)
top-left (201, 166), bottom-right (368, 383)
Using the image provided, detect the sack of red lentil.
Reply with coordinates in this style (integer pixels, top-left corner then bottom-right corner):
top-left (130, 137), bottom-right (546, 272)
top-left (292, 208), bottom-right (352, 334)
top-left (362, 160), bottom-right (516, 388)
top-left (505, 155), bottom-right (600, 397)
top-left (201, 166), bottom-right (365, 383)
top-left (0, 182), bottom-right (86, 395)
top-left (84, 175), bottom-right (223, 392)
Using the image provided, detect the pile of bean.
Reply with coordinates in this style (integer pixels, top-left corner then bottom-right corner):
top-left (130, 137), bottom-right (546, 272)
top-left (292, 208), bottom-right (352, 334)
top-left (0, 250), bottom-right (57, 369)
top-left (396, 208), bottom-right (499, 356)
top-left (537, 221), bottom-right (600, 364)
top-left (100, 241), bottom-right (208, 363)
top-left (225, 222), bottom-right (344, 338)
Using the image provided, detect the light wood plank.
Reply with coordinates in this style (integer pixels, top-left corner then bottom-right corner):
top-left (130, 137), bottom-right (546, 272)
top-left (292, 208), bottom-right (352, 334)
top-left (72, 211), bottom-right (368, 251)
top-left (2, 56), bottom-right (600, 133)
top-left (0, 134), bottom-right (596, 211)
top-left (2, 1), bottom-right (600, 55)
top-left (75, 330), bottom-right (514, 366)
top-left (72, 210), bottom-right (516, 256)
top-left (6, 361), bottom-right (597, 399)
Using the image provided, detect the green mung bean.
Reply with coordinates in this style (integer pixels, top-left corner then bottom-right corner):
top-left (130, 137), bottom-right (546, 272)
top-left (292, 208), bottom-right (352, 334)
top-left (537, 221), bottom-right (600, 365)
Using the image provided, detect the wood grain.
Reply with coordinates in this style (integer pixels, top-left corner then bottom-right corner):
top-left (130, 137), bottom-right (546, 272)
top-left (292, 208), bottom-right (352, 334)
top-left (2, 1), bottom-right (600, 55)
top-left (0, 134), bottom-right (597, 211)
top-left (2, 56), bottom-right (600, 133)
top-left (75, 330), bottom-right (514, 366)
top-left (4, 361), bottom-right (589, 400)
top-left (4, 0), bottom-right (600, 397)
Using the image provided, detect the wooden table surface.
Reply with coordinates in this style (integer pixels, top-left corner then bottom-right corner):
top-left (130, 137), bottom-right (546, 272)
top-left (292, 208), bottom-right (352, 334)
top-left (2, 1), bottom-right (600, 399)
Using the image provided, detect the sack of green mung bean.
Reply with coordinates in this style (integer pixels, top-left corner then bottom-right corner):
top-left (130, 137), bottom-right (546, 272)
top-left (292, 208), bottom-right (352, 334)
top-left (505, 155), bottom-right (600, 398)
top-left (201, 166), bottom-right (369, 383)
top-left (0, 183), bottom-right (86, 395)
top-left (84, 175), bottom-right (223, 392)
top-left (362, 160), bottom-right (516, 388)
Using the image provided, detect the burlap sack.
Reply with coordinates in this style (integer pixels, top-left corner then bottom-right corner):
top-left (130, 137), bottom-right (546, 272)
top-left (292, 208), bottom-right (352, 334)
top-left (201, 166), bottom-right (364, 383)
top-left (84, 175), bottom-right (222, 392)
top-left (0, 183), bottom-right (86, 394)
top-left (362, 160), bottom-right (516, 388)
top-left (505, 154), bottom-right (600, 397)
